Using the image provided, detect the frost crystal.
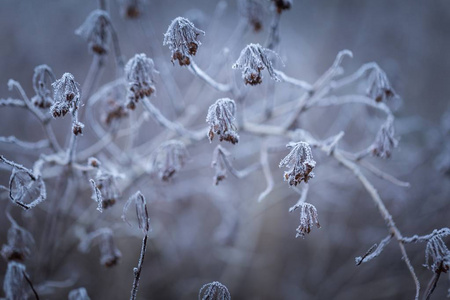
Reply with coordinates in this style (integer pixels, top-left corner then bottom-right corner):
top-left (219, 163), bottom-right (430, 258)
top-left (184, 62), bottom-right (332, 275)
top-left (233, 43), bottom-right (281, 85)
top-left (295, 202), bottom-right (320, 238)
top-left (75, 10), bottom-right (112, 55)
top-left (148, 140), bottom-right (189, 181)
top-left (31, 64), bottom-right (55, 109)
top-left (425, 236), bottom-right (450, 273)
top-left (367, 67), bottom-right (397, 103)
top-left (69, 287), bottom-right (91, 300)
top-left (124, 53), bottom-right (157, 109)
top-left (238, 0), bottom-right (264, 32)
top-left (1, 214), bottom-right (34, 262)
top-left (3, 261), bottom-right (29, 300)
top-left (50, 73), bottom-right (81, 118)
top-left (163, 17), bottom-right (205, 66)
top-left (206, 98), bottom-right (239, 144)
top-left (198, 281), bottom-right (231, 300)
top-left (371, 119), bottom-right (398, 159)
top-left (122, 191), bottom-right (150, 235)
top-left (279, 142), bottom-right (316, 186)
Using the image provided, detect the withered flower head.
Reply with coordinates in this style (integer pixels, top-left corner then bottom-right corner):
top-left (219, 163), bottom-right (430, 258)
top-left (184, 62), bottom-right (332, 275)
top-left (149, 140), bottom-right (189, 181)
top-left (425, 236), bottom-right (450, 273)
top-left (31, 64), bottom-right (55, 109)
top-left (90, 166), bottom-right (120, 211)
top-left (68, 287), bottom-right (91, 300)
top-left (72, 121), bottom-right (84, 136)
top-left (233, 43), bottom-right (281, 85)
top-left (198, 281), bottom-right (231, 300)
top-left (295, 202), bottom-right (320, 238)
top-left (163, 17), bottom-right (205, 66)
top-left (8, 167), bottom-right (46, 210)
top-left (75, 10), bottom-right (112, 55)
top-left (119, 0), bottom-right (144, 19)
top-left (238, 0), bottom-right (265, 32)
top-left (78, 228), bottom-right (121, 267)
top-left (371, 119), bottom-right (398, 159)
top-left (1, 214), bottom-right (34, 262)
top-left (124, 53), bottom-right (157, 109)
top-left (206, 98), bottom-right (239, 144)
top-left (279, 141), bottom-right (316, 186)
top-left (3, 261), bottom-right (29, 300)
top-left (367, 66), bottom-right (398, 103)
top-left (122, 191), bottom-right (150, 235)
top-left (50, 73), bottom-right (81, 118)
top-left (272, 0), bottom-right (293, 13)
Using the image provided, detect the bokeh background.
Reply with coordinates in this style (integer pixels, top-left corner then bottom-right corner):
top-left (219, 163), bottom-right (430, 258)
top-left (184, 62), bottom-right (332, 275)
top-left (0, 0), bottom-right (449, 299)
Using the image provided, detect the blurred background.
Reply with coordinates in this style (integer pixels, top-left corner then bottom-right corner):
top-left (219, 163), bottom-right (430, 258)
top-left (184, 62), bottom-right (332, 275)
top-left (0, 0), bottom-right (449, 299)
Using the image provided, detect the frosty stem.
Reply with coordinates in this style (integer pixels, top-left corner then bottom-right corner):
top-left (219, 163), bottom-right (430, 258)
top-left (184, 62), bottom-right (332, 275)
top-left (130, 234), bottom-right (148, 300)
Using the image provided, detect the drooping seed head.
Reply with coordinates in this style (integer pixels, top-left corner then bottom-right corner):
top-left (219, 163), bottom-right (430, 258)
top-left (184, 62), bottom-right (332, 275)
top-left (425, 236), bottom-right (450, 273)
top-left (122, 191), bottom-right (150, 235)
top-left (1, 214), bottom-right (34, 262)
top-left (75, 10), bottom-right (112, 55)
top-left (119, 0), bottom-right (144, 19)
top-left (238, 0), bottom-right (265, 32)
top-left (163, 17), bottom-right (205, 66)
top-left (233, 43), bottom-right (281, 85)
top-left (31, 64), bottom-right (55, 109)
top-left (279, 142), bottom-right (316, 186)
top-left (371, 119), bottom-right (398, 159)
top-left (366, 66), bottom-right (397, 103)
top-left (50, 73), bottom-right (81, 118)
top-left (198, 281), bottom-right (231, 300)
top-left (206, 98), bottom-right (239, 145)
top-left (124, 53), bottom-right (157, 109)
top-left (295, 202), bottom-right (320, 238)
top-left (148, 140), bottom-right (189, 182)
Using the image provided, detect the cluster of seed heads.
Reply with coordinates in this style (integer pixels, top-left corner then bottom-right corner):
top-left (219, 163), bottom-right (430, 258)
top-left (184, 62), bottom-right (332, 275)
top-left (279, 142), bottom-right (316, 186)
top-left (31, 64), bottom-right (55, 108)
top-left (75, 10), bottom-right (112, 55)
top-left (371, 119), bottom-right (398, 159)
top-left (367, 66), bottom-right (397, 103)
top-left (148, 140), bottom-right (189, 182)
top-left (50, 73), bottom-right (81, 118)
top-left (206, 98), bottom-right (239, 144)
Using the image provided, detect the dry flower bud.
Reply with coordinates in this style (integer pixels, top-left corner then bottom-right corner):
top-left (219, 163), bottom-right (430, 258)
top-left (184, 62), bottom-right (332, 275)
top-left (198, 281), bottom-right (231, 300)
top-left (90, 167), bottom-right (120, 211)
top-left (122, 191), bottom-right (150, 235)
top-left (367, 67), bottom-right (397, 103)
top-left (233, 43), bottom-right (281, 85)
top-left (272, 0), bottom-right (293, 13)
top-left (238, 0), bottom-right (265, 32)
top-left (1, 214), bottom-right (34, 262)
top-left (75, 10), bottom-right (112, 55)
top-left (72, 121), bottom-right (84, 136)
top-left (31, 64), bottom-right (55, 109)
top-left (425, 236), bottom-right (450, 273)
top-left (279, 142), bottom-right (316, 186)
top-left (51, 73), bottom-right (81, 118)
top-left (68, 287), bottom-right (91, 300)
top-left (295, 202), bottom-right (320, 238)
top-left (78, 228), bottom-right (121, 267)
top-left (163, 17), bottom-right (205, 66)
top-left (371, 119), bottom-right (398, 159)
top-left (119, 0), bottom-right (144, 19)
top-left (3, 261), bottom-right (29, 300)
top-left (206, 98), bottom-right (239, 144)
top-left (148, 140), bottom-right (189, 181)
top-left (124, 53), bottom-right (157, 109)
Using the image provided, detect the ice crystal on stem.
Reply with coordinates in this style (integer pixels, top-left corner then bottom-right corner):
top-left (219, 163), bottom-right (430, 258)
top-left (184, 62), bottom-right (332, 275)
top-left (279, 142), bottom-right (316, 186)
top-left (163, 17), bottom-right (205, 66)
top-left (233, 43), bottom-right (280, 85)
top-left (206, 98), bottom-right (239, 144)
top-left (31, 64), bottom-right (55, 109)
top-left (124, 53), bottom-right (157, 110)
top-left (148, 140), bottom-right (189, 182)
top-left (371, 119), bottom-right (398, 159)
top-left (75, 10), bottom-right (112, 55)
top-left (295, 202), bottom-right (320, 238)
top-left (50, 73), bottom-right (81, 118)
top-left (198, 281), bottom-right (231, 300)
top-left (367, 66), bottom-right (397, 103)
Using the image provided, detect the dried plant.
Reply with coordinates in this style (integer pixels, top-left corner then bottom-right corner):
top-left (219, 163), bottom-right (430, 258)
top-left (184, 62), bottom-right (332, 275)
top-left (206, 98), bottom-right (239, 144)
top-left (198, 281), bottom-right (231, 300)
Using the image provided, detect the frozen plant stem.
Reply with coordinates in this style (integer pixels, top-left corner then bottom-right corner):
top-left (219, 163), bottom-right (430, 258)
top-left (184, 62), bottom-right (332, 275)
top-left (188, 60), bottom-right (231, 92)
top-left (130, 234), bottom-right (148, 300)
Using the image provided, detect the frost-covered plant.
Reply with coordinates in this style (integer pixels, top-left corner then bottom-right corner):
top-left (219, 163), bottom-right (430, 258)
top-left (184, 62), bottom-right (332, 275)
top-left (78, 228), bottom-right (122, 267)
top-left (163, 17), bottom-right (205, 66)
top-left (119, 0), bottom-right (145, 18)
top-left (279, 142), bottom-right (316, 186)
top-left (148, 140), bottom-right (189, 181)
top-left (75, 10), bottom-right (112, 55)
top-left (50, 73), bottom-right (81, 118)
top-left (293, 202), bottom-right (320, 238)
top-left (68, 287), bottom-right (91, 300)
top-left (206, 98), bottom-right (239, 144)
top-left (124, 53), bottom-right (157, 109)
top-left (233, 43), bottom-right (281, 85)
top-left (371, 118), bottom-right (398, 159)
top-left (198, 281), bottom-right (231, 300)
top-left (1, 213), bottom-right (34, 262)
top-left (366, 66), bottom-right (398, 103)
top-left (3, 261), bottom-right (35, 300)
top-left (238, 0), bottom-right (265, 32)
top-left (31, 64), bottom-right (55, 109)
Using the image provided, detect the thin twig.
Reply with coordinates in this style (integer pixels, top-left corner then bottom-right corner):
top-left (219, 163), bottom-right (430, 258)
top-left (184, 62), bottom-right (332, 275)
top-left (188, 59), bottom-right (231, 92)
top-left (130, 234), bottom-right (148, 300)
